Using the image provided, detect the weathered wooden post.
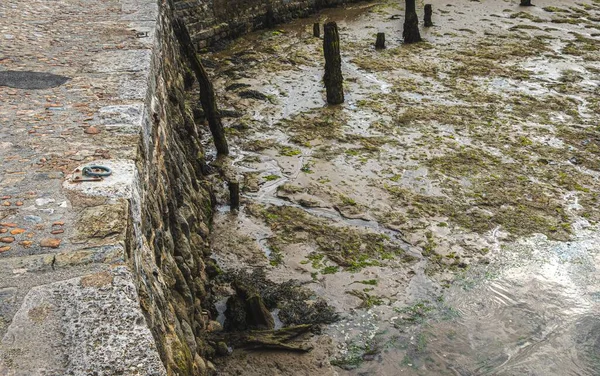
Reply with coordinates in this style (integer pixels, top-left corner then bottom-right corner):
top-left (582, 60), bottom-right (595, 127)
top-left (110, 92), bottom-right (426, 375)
top-left (323, 22), bottom-right (344, 105)
top-left (173, 19), bottom-right (229, 156)
top-left (520, 0), bottom-right (532, 6)
top-left (266, 4), bottom-right (276, 28)
top-left (229, 181), bottom-right (240, 210)
top-left (313, 22), bottom-right (320, 38)
top-left (424, 4), bottom-right (433, 27)
top-left (375, 32), bottom-right (386, 49)
top-left (403, 0), bottom-right (422, 44)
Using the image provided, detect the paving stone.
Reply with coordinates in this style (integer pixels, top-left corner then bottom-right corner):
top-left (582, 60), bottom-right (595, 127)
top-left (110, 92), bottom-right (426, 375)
top-left (0, 267), bottom-right (165, 376)
top-left (0, 0), bottom-right (165, 374)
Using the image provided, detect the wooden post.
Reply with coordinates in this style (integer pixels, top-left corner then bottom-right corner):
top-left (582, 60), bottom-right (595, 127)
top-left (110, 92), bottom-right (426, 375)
top-left (313, 22), bottom-right (320, 38)
top-left (424, 4), bottom-right (433, 27)
top-left (229, 181), bottom-right (240, 210)
top-left (231, 280), bottom-right (275, 330)
top-left (520, 0), bottom-right (532, 6)
top-left (403, 0), bottom-right (422, 44)
top-left (375, 32), bottom-right (385, 49)
top-left (323, 22), bottom-right (344, 105)
top-left (266, 4), bottom-right (276, 28)
top-left (173, 19), bottom-right (229, 156)
top-left (209, 325), bottom-right (314, 352)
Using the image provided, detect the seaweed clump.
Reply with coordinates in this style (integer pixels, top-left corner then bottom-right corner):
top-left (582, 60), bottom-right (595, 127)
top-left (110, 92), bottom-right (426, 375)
top-left (223, 269), bottom-right (338, 331)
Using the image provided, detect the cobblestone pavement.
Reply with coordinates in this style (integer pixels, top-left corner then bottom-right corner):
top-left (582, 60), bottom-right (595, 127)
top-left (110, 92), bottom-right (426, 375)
top-left (0, 0), bottom-right (165, 374)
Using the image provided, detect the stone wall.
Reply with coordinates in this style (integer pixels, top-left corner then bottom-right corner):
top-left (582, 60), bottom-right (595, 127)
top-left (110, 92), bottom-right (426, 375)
top-left (174, 0), bottom-right (367, 48)
top-left (133, 0), bottom-right (371, 374)
top-left (131, 1), bottom-right (374, 374)
top-left (131, 0), bottom-right (216, 374)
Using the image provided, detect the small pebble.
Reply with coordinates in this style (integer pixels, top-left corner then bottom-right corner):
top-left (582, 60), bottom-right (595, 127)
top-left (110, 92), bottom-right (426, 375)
top-left (40, 238), bottom-right (61, 248)
top-left (24, 215), bottom-right (42, 223)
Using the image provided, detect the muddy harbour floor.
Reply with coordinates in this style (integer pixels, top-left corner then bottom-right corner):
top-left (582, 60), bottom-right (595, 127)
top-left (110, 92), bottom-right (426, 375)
top-left (199, 0), bottom-right (600, 375)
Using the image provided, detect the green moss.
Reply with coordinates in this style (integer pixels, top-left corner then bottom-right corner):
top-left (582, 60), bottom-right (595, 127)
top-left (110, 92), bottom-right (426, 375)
top-left (347, 255), bottom-right (381, 272)
top-left (170, 337), bottom-right (193, 374)
top-left (562, 33), bottom-right (600, 60)
top-left (441, 39), bottom-right (549, 79)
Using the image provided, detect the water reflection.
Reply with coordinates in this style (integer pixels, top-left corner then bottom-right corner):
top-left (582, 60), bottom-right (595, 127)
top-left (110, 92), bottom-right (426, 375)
top-left (349, 232), bottom-right (599, 375)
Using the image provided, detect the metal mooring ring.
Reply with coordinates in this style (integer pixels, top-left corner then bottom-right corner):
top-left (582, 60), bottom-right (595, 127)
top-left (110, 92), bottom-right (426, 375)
top-left (82, 165), bottom-right (112, 177)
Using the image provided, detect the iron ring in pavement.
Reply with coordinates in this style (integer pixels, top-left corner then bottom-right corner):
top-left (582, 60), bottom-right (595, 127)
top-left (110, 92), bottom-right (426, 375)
top-left (82, 165), bottom-right (112, 177)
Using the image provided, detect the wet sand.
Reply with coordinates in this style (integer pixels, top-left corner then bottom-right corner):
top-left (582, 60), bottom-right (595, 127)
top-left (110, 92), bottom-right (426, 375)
top-left (203, 0), bottom-right (600, 374)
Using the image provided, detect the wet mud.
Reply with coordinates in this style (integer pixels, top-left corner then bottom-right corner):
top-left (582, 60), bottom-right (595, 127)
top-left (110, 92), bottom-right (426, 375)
top-left (202, 0), bottom-right (600, 374)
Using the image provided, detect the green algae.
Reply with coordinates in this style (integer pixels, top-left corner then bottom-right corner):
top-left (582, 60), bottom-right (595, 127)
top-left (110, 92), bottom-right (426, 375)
top-left (250, 204), bottom-right (416, 271)
top-left (543, 6), bottom-right (571, 13)
top-left (278, 145), bottom-right (302, 156)
top-left (347, 289), bottom-right (384, 309)
top-left (278, 108), bottom-right (347, 145)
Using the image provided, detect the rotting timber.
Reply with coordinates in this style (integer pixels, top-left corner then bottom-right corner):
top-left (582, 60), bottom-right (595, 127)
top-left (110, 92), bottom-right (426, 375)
top-left (173, 18), bottom-right (229, 156)
top-left (424, 4), bottom-right (433, 27)
top-left (323, 21), bottom-right (344, 104)
top-left (210, 325), bottom-right (315, 352)
top-left (403, 0), bottom-right (422, 43)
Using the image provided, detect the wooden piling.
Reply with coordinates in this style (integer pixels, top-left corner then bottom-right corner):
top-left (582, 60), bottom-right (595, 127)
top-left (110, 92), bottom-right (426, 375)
top-left (375, 32), bottom-right (385, 49)
top-left (173, 19), bottom-right (229, 156)
top-left (313, 22), bottom-right (320, 38)
top-left (520, 0), bottom-right (532, 6)
top-left (424, 4), bottom-right (433, 27)
top-left (266, 5), bottom-right (276, 28)
top-left (323, 22), bottom-right (344, 105)
top-left (403, 0), bottom-right (422, 44)
top-left (229, 181), bottom-right (240, 210)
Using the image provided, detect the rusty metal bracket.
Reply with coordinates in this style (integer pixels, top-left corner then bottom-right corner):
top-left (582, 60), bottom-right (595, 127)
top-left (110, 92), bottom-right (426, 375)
top-left (71, 175), bottom-right (103, 183)
top-left (69, 166), bottom-right (106, 183)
